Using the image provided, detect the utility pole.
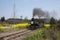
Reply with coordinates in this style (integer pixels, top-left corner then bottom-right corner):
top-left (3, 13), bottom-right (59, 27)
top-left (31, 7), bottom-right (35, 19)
top-left (13, 0), bottom-right (16, 24)
top-left (13, 0), bottom-right (16, 19)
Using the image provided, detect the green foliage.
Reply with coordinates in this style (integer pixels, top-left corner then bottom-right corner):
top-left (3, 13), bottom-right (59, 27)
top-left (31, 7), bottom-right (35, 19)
top-left (1, 16), bottom-right (5, 22)
top-left (23, 28), bottom-right (45, 40)
top-left (50, 17), bottom-right (56, 24)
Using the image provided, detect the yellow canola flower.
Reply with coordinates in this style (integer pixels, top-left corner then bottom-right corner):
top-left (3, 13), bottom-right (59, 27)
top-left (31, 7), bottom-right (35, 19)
top-left (44, 24), bottom-right (51, 28)
top-left (0, 27), bottom-right (8, 29)
top-left (13, 23), bottom-right (30, 28)
top-left (0, 24), bottom-right (5, 29)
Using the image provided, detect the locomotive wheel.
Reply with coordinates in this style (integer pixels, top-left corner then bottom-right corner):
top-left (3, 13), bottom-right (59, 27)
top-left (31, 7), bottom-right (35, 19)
top-left (28, 24), bottom-right (40, 30)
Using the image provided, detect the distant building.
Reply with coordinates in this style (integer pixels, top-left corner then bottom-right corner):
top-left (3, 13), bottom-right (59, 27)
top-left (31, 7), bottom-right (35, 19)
top-left (6, 18), bottom-right (30, 24)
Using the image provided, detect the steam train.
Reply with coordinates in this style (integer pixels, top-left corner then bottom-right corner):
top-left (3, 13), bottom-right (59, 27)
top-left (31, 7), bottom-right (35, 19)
top-left (28, 18), bottom-right (44, 30)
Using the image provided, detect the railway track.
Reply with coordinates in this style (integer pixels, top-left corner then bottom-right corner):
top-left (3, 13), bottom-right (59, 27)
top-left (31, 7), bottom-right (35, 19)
top-left (0, 29), bottom-right (31, 40)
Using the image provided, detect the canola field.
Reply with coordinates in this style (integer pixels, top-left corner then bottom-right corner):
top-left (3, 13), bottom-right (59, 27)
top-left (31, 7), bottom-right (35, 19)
top-left (12, 23), bottom-right (30, 31)
top-left (0, 24), bottom-right (9, 29)
top-left (0, 23), bottom-right (52, 33)
top-left (0, 23), bottom-right (30, 32)
top-left (0, 23), bottom-right (51, 30)
top-left (13, 23), bottom-right (30, 28)
top-left (0, 24), bottom-right (9, 32)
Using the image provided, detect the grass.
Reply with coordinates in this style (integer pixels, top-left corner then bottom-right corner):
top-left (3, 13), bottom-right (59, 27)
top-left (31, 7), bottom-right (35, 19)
top-left (23, 28), bottom-right (45, 40)
top-left (23, 27), bottom-right (60, 40)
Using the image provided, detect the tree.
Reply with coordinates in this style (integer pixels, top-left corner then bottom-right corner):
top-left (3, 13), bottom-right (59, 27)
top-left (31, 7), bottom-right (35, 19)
top-left (1, 16), bottom-right (5, 22)
top-left (50, 17), bottom-right (56, 24)
top-left (50, 17), bottom-right (56, 30)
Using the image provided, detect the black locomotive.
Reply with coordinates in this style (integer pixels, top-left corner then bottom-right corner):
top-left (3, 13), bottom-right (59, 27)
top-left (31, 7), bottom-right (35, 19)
top-left (28, 18), bottom-right (43, 30)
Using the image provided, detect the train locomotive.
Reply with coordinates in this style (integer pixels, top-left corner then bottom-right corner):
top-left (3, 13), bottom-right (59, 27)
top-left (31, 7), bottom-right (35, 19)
top-left (28, 18), bottom-right (44, 30)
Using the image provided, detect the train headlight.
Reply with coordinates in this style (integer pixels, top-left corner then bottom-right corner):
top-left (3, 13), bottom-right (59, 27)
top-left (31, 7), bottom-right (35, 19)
top-left (31, 21), bottom-right (33, 24)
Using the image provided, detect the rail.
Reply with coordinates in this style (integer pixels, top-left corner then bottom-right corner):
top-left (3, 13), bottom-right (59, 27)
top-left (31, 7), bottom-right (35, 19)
top-left (0, 29), bottom-right (31, 40)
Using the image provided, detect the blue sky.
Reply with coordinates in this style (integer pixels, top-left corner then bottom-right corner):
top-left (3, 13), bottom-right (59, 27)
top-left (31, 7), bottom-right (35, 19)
top-left (0, 0), bottom-right (60, 19)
